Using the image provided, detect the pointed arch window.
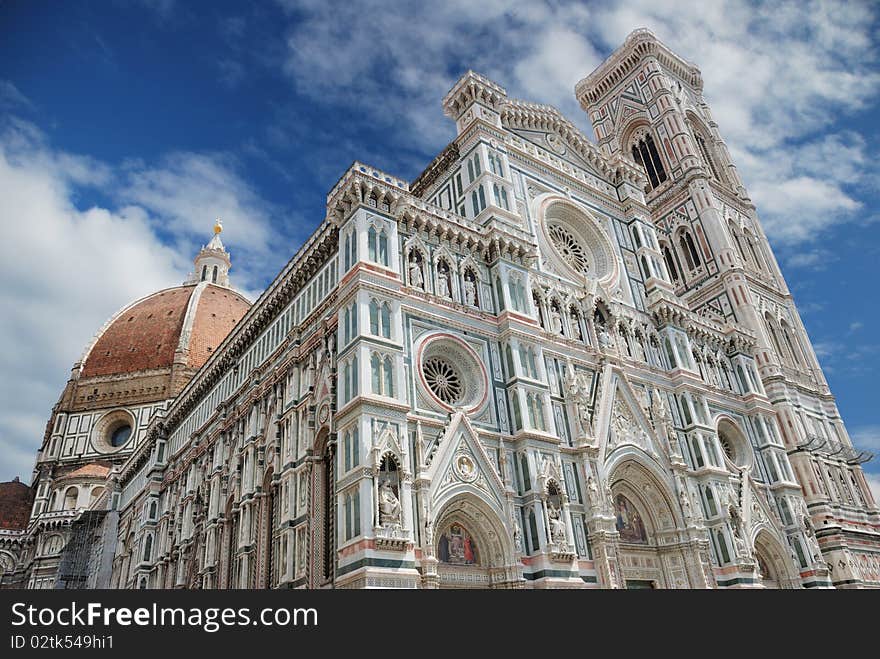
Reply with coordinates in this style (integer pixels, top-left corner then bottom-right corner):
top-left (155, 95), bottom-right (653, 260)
top-left (765, 314), bottom-right (784, 361)
top-left (380, 302), bottom-right (391, 338)
top-left (781, 322), bottom-right (803, 367)
top-left (488, 150), bottom-right (503, 176)
top-left (694, 132), bottom-right (722, 181)
top-left (526, 392), bottom-right (545, 431)
top-left (678, 230), bottom-right (701, 270)
top-left (744, 231), bottom-right (765, 272)
top-left (343, 487), bottom-right (360, 542)
top-left (631, 132), bottom-right (668, 190)
top-left (494, 183), bottom-right (510, 210)
top-left (370, 353), bottom-right (395, 397)
top-left (343, 426), bottom-right (359, 472)
top-left (367, 226), bottom-right (389, 266)
top-left (715, 529), bottom-right (731, 564)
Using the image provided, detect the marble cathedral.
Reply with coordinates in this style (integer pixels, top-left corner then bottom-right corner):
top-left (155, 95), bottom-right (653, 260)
top-left (3, 29), bottom-right (879, 589)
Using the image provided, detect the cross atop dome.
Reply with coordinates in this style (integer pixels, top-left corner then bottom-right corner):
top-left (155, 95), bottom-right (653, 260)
top-left (185, 219), bottom-right (232, 287)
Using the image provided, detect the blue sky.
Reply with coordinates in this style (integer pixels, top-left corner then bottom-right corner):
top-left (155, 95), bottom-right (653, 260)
top-left (1, 0), bottom-right (878, 498)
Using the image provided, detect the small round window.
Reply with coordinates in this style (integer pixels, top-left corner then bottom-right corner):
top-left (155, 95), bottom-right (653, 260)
top-left (110, 424), bottom-right (132, 447)
top-left (417, 334), bottom-right (488, 413)
top-left (92, 409), bottom-right (136, 453)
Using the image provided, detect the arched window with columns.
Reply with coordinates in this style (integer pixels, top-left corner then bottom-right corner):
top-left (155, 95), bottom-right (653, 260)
top-left (630, 131), bottom-right (668, 191)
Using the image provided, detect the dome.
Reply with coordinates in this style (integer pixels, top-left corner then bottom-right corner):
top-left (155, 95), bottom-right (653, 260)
top-left (80, 283), bottom-right (251, 378)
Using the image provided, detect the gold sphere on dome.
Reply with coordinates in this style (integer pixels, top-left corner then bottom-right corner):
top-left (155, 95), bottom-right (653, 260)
top-left (214, 219), bottom-right (223, 234)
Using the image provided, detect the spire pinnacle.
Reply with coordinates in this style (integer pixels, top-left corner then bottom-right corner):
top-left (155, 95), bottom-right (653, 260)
top-left (184, 219), bottom-right (232, 287)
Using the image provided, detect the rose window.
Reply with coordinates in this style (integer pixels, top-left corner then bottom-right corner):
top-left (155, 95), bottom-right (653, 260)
top-left (719, 435), bottom-right (734, 462)
top-left (422, 357), bottom-right (463, 404)
top-left (548, 222), bottom-right (590, 274)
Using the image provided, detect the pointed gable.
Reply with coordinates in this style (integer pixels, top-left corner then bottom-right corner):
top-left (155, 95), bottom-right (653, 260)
top-left (427, 412), bottom-right (506, 511)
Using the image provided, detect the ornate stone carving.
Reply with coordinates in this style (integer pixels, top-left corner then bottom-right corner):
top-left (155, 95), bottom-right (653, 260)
top-left (464, 277), bottom-right (477, 307)
top-left (409, 257), bottom-right (424, 289)
top-left (548, 504), bottom-right (567, 545)
top-left (378, 479), bottom-right (401, 526)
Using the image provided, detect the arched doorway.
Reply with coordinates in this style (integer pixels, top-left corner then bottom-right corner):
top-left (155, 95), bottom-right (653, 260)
top-left (753, 530), bottom-right (799, 589)
top-left (609, 459), bottom-right (691, 589)
top-left (432, 495), bottom-right (517, 589)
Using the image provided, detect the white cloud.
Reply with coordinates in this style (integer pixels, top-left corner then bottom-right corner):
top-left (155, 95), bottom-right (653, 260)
top-left (0, 81), bottom-right (34, 111)
top-left (865, 473), bottom-right (880, 507)
top-left (851, 425), bottom-right (880, 451)
top-left (274, 0), bottom-right (878, 249)
top-left (0, 117), bottom-right (279, 481)
top-left (784, 248), bottom-right (837, 271)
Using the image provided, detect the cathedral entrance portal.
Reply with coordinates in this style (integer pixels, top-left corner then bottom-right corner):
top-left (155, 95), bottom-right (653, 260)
top-left (431, 494), bottom-right (518, 589)
top-left (610, 459), bottom-right (693, 589)
top-left (753, 531), bottom-right (799, 589)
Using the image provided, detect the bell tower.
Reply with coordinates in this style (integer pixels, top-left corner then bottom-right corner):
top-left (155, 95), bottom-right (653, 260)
top-left (576, 28), bottom-right (879, 587)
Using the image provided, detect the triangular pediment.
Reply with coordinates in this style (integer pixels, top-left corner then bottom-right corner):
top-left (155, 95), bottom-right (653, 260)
top-left (596, 368), bottom-right (670, 465)
top-left (426, 412), bottom-right (506, 509)
top-left (508, 127), bottom-right (602, 176)
top-left (615, 101), bottom-right (647, 130)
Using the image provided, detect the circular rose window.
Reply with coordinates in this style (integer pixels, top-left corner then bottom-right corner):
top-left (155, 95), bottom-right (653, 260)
top-left (548, 222), bottom-right (590, 274)
top-left (538, 198), bottom-right (616, 285)
top-left (417, 334), bottom-right (488, 412)
top-left (423, 357), bottom-right (463, 405)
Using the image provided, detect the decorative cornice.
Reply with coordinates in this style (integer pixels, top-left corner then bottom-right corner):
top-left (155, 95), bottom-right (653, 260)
top-left (500, 98), bottom-right (647, 189)
top-left (410, 140), bottom-right (460, 198)
top-left (575, 28), bottom-right (703, 109)
top-left (442, 71), bottom-right (507, 119)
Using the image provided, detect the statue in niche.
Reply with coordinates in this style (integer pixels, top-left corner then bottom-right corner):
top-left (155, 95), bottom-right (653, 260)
top-left (586, 475), bottom-right (599, 506)
top-left (633, 336), bottom-right (646, 361)
top-left (650, 388), bottom-right (669, 425)
top-left (550, 306), bottom-right (564, 335)
top-left (437, 260), bottom-right (453, 298)
top-left (637, 387), bottom-right (650, 415)
top-left (565, 370), bottom-right (594, 432)
top-left (408, 253), bottom-right (424, 289)
top-left (378, 479), bottom-right (401, 526)
top-left (571, 311), bottom-right (585, 342)
top-left (597, 324), bottom-right (615, 350)
top-left (548, 504), bottom-right (567, 545)
top-left (464, 271), bottom-right (478, 307)
top-left (802, 514), bottom-right (821, 558)
top-left (728, 504), bottom-right (748, 557)
top-left (513, 517), bottom-right (524, 553)
top-left (679, 484), bottom-right (693, 521)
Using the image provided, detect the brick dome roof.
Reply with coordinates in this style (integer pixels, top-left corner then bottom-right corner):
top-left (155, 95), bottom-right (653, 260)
top-left (80, 283), bottom-right (251, 378)
top-left (0, 479), bottom-right (33, 531)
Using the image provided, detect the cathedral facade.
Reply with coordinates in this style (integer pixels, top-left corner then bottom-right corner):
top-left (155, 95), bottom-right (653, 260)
top-left (4, 29), bottom-right (879, 589)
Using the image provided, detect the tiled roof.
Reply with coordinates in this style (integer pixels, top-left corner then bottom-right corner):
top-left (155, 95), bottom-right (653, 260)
top-left (81, 284), bottom-right (250, 378)
top-left (0, 479), bottom-right (33, 530)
